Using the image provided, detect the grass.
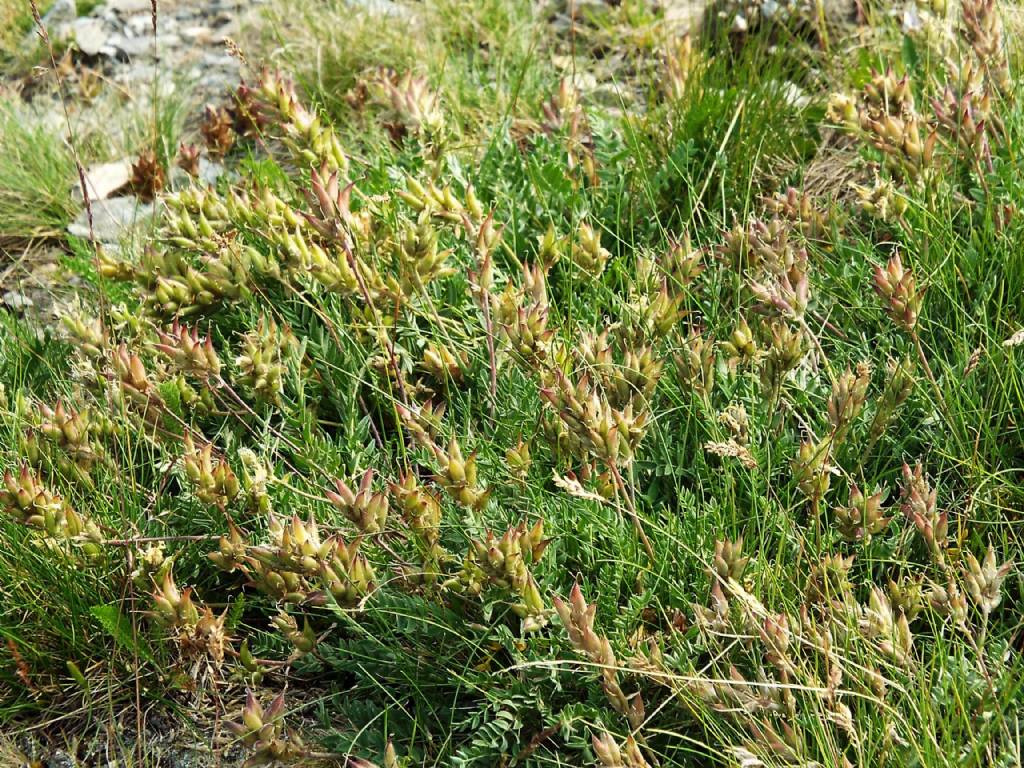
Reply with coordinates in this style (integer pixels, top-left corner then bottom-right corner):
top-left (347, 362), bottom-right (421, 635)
top-left (1, 0), bottom-right (1023, 765)
top-left (0, 64), bottom-right (192, 249)
top-left (0, 0), bottom-right (39, 67)
top-left (0, 103), bottom-right (78, 243)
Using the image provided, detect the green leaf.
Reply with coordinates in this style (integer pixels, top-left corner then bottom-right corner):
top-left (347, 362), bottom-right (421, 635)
top-left (224, 594), bottom-right (246, 632)
top-left (66, 659), bottom-right (90, 692)
top-left (902, 34), bottom-right (919, 73)
top-left (90, 603), bottom-right (155, 663)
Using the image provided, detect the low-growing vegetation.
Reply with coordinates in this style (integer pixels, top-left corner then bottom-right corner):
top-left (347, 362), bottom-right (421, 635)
top-left (1, 0), bottom-right (1023, 765)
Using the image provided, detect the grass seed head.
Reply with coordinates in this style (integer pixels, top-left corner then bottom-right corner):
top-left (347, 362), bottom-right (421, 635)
top-left (571, 221), bottom-right (611, 279)
top-left (963, 544), bottom-right (1012, 616)
top-left (200, 105), bottom-right (236, 157)
top-left (271, 610), bottom-right (317, 655)
top-left (183, 433), bottom-right (240, 508)
top-left (177, 142), bottom-right (202, 176)
top-left (900, 462), bottom-right (947, 562)
top-left (720, 316), bottom-right (757, 367)
top-left (321, 536), bottom-right (376, 606)
top-left (835, 483), bottom-right (889, 541)
top-left (154, 321), bottom-right (222, 379)
top-left (227, 691), bottom-right (308, 766)
top-left (327, 469), bottom-right (390, 535)
top-left (827, 362), bottom-right (871, 443)
top-left (129, 148), bottom-right (166, 203)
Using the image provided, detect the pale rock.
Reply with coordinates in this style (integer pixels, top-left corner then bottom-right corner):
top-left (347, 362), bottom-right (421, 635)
top-left (659, 0), bottom-right (705, 30)
top-left (180, 25), bottom-right (214, 44)
top-left (198, 158), bottom-right (226, 186)
top-left (70, 18), bottom-right (109, 56)
top-left (106, 0), bottom-right (152, 13)
top-left (68, 196), bottom-right (154, 243)
top-left (73, 159), bottom-right (133, 202)
top-left (2, 291), bottom-right (35, 311)
top-left (107, 33), bottom-right (181, 56)
top-left (169, 158), bottom-right (227, 190)
top-left (200, 51), bottom-right (239, 69)
top-left (125, 12), bottom-right (178, 36)
top-left (23, 0), bottom-right (76, 49)
top-left (114, 62), bottom-right (158, 82)
top-left (348, 0), bottom-right (414, 18)
top-left (42, 0), bottom-right (77, 26)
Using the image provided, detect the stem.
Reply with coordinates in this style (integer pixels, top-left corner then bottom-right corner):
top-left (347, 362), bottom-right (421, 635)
top-left (800, 316), bottom-right (836, 385)
top-left (815, 0), bottom-right (830, 52)
top-left (608, 463), bottom-right (656, 562)
top-left (857, 431), bottom-right (883, 476)
top-left (102, 534), bottom-right (220, 546)
top-left (479, 280), bottom-right (498, 418)
top-left (912, 329), bottom-right (952, 424)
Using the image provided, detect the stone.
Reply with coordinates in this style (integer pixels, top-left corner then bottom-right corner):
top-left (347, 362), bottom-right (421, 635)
top-left (179, 24), bottom-right (214, 43)
top-left (113, 65), bottom-right (177, 96)
top-left (107, 33), bottom-right (181, 57)
top-left (73, 159), bottom-right (133, 202)
top-left (197, 71), bottom-right (235, 92)
top-left (349, 0), bottom-right (414, 17)
top-left (70, 18), bottom-right (109, 56)
top-left (114, 62), bottom-right (158, 82)
top-left (660, 0), bottom-right (705, 30)
top-left (46, 751), bottom-right (77, 768)
top-left (198, 158), bottom-right (225, 186)
top-left (41, 0), bottom-right (77, 27)
top-left (67, 196), bottom-right (154, 243)
top-left (125, 12), bottom-right (179, 36)
top-left (169, 158), bottom-right (229, 191)
top-left (2, 291), bottom-right (35, 311)
top-left (163, 748), bottom-right (205, 768)
top-left (22, 0), bottom-right (76, 49)
top-left (199, 52), bottom-right (239, 69)
top-left (15, 734), bottom-right (45, 763)
top-left (212, 17), bottom-right (240, 37)
top-left (106, 0), bottom-right (152, 13)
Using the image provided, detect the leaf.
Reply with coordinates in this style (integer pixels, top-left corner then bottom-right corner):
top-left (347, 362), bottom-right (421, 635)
top-left (901, 34), bottom-right (919, 73)
top-left (224, 594), bottom-right (246, 632)
top-left (90, 603), bottom-right (155, 663)
top-left (66, 660), bottom-right (89, 692)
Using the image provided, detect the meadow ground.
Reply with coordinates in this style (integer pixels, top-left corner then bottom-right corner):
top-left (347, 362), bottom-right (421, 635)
top-left (1, 0), bottom-right (1023, 765)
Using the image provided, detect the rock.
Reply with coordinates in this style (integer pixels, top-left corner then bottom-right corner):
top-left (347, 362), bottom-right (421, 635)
top-left (169, 158), bottom-right (228, 190)
top-left (163, 748), bottom-right (205, 768)
top-left (902, 4), bottom-right (923, 32)
top-left (106, 32), bottom-right (181, 57)
top-left (15, 734), bottom-right (45, 763)
top-left (198, 158), bottom-right (226, 186)
top-left (106, 0), bottom-right (152, 13)
top-left (659, 0), bottom-right (705, 31)
top-left (42, 0), bottom-right (77, 27)
top-left (349, 0), bottom-right (414, 17)
top-left (179, 25), bottom-right (214, 43)
top-left (67, 196), bottom-right (154, 243)
top-left (212, 17), bottom-right (240, 37)
top-left (772, 80), bottom-right (810, 108)
top-left (199, 51), bottom-right (239, 69)
top-left (73, 159), bottom-right (133, 202)
top-left (3, 291), bottom-right (36, 311)
top-left (125, 12), bottom-right (179, 36)
top-left (70, 18), bottom-right (109, 56)
top-left (22, 0), bottom-right (76, 49)
top-left (114, 63), bottom-right (177, 95)
top-left (46, 750), bottom-right (77, 768)
top-left (197, 71), bottom-right (235, 92)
